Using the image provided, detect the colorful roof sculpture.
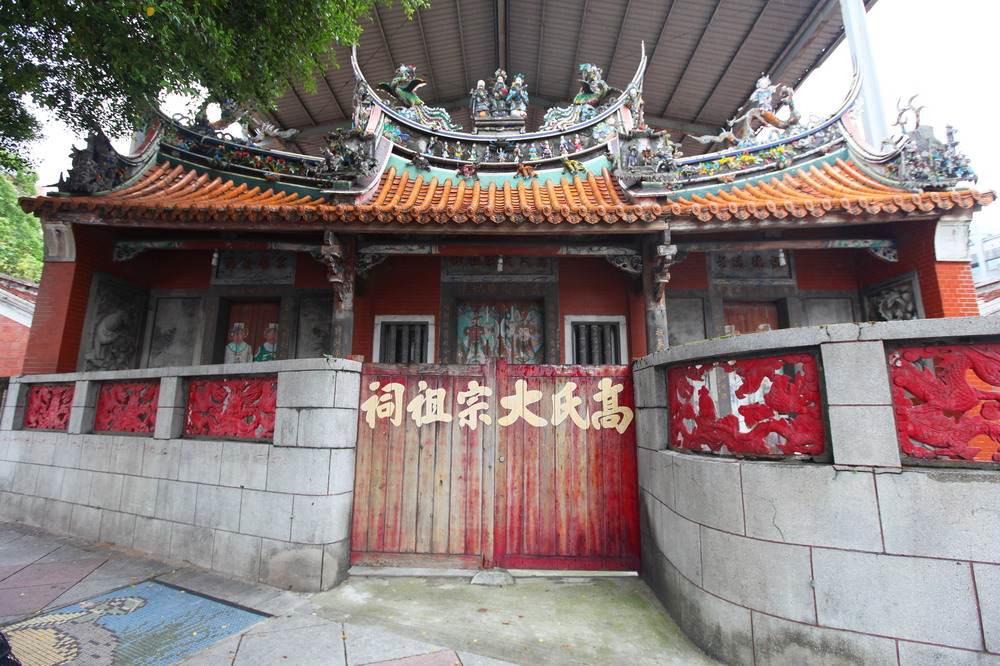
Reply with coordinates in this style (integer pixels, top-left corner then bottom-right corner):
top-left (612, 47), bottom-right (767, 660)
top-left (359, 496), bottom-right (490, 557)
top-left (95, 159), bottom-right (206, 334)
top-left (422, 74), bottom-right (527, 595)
top-left (21, 43), bottom-right (993, 231)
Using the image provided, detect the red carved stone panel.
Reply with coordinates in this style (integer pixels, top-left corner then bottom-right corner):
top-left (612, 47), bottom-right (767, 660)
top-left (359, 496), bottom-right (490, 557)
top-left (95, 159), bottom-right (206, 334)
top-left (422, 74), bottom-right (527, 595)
top-left (24, 384), bottom-right (75, 430)
top-left (185, 376), bottom-right (277, 440)
top-left (94, 381), bottom-right (160, 434)
top-left (668, 353), bottom-right (825, 456)
top-left (889, 344), bottom-right (1000, 462)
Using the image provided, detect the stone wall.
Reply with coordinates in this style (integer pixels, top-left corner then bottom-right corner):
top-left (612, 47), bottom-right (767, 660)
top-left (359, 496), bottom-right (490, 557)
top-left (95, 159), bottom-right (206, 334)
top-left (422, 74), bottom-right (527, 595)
top-left (633, 316), bottom-right (1000, 664)
top-left (0, 358), bottom-right (361, 593)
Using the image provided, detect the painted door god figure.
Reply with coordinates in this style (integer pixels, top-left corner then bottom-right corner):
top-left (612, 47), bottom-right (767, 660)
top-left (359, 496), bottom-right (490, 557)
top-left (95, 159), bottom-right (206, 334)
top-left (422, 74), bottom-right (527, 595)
top-left (254, 323), bottom-right (279, 361)
top-left (225, 322), bottom-right (253, 364)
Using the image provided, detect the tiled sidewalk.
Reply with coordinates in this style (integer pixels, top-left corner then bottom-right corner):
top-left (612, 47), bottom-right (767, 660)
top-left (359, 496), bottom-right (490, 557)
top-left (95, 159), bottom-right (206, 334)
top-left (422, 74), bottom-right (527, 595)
top-left (0, 523), bottom-right (513, 665)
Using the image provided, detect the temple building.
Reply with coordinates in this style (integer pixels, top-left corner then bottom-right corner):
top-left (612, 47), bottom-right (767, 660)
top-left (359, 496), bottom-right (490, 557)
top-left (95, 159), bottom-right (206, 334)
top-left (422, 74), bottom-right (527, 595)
top-left (5, 2), bottom-right (1000, 663)
top-left (15, 46), bottom-right (989, 374)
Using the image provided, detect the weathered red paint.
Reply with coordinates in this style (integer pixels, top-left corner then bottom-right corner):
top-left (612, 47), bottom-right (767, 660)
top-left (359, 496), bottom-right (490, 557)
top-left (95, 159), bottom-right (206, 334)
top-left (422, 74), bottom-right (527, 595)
top-left (494, 362), bottom-right (640, 571)
top-left (668, 353), bottom-right (825, 456)
top-left (352, 360), bottom-right (640, 572)
top-left (185, 376), bottom-right (277, 440)
top-left (23, 384), bottom-right (74, 430)
top-left (93, 381), bottom-right (160, 434)
top-left (889, 344), bottom-right (1000, 461)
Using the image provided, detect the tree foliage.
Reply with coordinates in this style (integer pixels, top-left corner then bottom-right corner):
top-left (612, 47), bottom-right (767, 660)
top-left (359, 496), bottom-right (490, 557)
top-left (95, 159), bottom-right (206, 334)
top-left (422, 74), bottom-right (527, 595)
top-left (0, 0), bottom-right (426, 166)
top-left (0, 167), bottom-right (43, 282)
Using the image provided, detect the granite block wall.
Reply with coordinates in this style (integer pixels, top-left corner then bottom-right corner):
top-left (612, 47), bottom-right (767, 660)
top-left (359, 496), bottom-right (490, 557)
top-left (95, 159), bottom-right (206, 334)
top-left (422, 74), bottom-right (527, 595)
top-left (0, 358), bottom-right (361, 593)
top-left (634, 317), bottom-right (1000, 664)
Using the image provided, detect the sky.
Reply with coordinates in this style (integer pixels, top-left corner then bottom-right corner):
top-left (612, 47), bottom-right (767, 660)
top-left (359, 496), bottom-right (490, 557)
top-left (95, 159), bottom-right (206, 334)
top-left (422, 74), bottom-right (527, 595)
top-left (24, 0), bottom-right (1000, 234)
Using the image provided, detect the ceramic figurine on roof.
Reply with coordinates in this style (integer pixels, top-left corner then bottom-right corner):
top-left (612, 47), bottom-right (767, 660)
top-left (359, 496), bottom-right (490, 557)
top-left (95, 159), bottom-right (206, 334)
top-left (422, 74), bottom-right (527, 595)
top-left (891, 123), bottom-right (977, 191)
top-left (377, 63), bottom-right (462, 132)
top-left (58, 132), bottom-right (144, 195)
top-left (352, 80), bottom-right (375, 130)
top-left (470, 80), bottom-right (490, 118)
top-left (316, 129), bottom-right (377, 181)
top-left (506, 74), bottom-right (529, 118)
top-left (695, 74), bottom-right (802, 148)
top-left (613, 128), bottom-right (681, 184)
top-left (378, 64), bottom-right (426, 108)
top-left (540, 63), bottom-right (622, 131)
top-left (490, 70), bottom-right (510, 116)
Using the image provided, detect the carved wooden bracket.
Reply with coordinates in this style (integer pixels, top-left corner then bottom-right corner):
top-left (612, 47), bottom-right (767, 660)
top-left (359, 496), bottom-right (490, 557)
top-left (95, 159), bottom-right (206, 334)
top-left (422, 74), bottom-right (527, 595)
top-left (315, 233), bottom-right (356, 311)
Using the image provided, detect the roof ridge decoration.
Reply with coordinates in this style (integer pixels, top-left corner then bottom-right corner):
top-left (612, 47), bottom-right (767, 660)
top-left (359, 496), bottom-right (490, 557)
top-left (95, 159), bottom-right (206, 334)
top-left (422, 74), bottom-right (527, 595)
top-left (349, 43), bottom-right (647, 146)
top-left (53, 121), bottom-right (162, 195)
top-left (376, 63), bottom-right (463, 132)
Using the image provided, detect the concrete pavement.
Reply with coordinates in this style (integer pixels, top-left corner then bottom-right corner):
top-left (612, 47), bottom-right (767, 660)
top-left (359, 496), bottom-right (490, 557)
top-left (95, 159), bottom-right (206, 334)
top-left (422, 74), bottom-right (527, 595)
top-left (0, 522), bottom-right (714, 665)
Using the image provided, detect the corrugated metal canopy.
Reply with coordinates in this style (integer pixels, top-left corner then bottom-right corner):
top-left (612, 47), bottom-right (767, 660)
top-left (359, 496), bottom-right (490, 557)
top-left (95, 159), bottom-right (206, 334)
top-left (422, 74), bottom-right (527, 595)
top-left (271, 0), bottom-right (874, 157)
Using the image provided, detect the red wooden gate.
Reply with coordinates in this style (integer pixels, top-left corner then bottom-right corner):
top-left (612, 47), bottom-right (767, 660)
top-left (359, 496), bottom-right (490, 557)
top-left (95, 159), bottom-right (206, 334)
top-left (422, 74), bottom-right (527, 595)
top-left (351, 360), bottom-right (639, 571)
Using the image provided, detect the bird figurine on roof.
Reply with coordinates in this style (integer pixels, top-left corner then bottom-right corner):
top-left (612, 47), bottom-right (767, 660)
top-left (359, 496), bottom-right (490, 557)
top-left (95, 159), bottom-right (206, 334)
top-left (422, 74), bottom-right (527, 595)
top-left (573, 64), bottom-right (619, 107)
top-left (379, 64), bottom-right (427, 108)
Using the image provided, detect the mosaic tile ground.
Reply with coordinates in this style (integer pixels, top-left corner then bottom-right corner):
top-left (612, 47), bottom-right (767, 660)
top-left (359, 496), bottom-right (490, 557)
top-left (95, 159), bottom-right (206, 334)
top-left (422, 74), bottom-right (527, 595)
top-left (3, 581), bottom-right (267, 665)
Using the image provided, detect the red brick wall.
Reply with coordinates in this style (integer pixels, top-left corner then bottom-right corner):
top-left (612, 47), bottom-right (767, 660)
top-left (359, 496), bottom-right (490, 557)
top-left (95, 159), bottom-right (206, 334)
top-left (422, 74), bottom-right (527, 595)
top-left (295, 254), bottom-right (331, 289)
top-left (559, 257), bottom-right (632, 317)
top-left (352, 256), bottom-right (441, 360)
top-left (0, 314), bottom-right (31, 376)
top-left (856, 220), bottom-right (979, 318)
top-left (665, 253), bottom-right (709, 290)
top-left (559, 257), bottom-right (635, 361)
top-left (148, 250), bottom-right (213, 289)
top-left (795, 249), bottom-right (859, 290)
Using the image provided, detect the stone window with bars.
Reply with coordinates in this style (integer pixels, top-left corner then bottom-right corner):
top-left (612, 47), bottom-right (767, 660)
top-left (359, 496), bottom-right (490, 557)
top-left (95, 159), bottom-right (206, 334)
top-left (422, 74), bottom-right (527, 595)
top-left (569, 321), bottom-right (623, 365)
top-left (375, 317), bottom-right (434, 363)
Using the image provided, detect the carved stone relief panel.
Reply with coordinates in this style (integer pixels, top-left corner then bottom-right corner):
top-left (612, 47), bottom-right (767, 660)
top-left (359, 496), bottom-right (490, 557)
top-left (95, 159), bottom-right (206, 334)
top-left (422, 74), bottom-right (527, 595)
top-left (146, 297), bottom-right (202, 368)
top-left (296, 296), bottom-right (333, 359)
top-left (78, 272), bottom-right (148, 371)
top-left (861, 271), bottom-right (924, 322)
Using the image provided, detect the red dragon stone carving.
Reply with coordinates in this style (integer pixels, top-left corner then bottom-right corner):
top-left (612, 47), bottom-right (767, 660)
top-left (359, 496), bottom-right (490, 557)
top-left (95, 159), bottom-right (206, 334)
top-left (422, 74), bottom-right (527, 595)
top-left (23, 384), bottom-right (75, 430)
top-left (668, 353), bottom-right (824, 456)
top-left (93, 381), bottom-right (160, 434)
top-left (889, 344), bottom-right (1000, 461)
top-left (184, 377), bottom-right (277, 440)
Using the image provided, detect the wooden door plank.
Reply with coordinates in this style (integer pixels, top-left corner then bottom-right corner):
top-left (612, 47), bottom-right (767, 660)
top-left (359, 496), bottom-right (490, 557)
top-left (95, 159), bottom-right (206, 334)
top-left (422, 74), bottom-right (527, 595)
top-left (431, 378), bottom-right (454, 553)
top-left (537, 376), bottom-right (558, 556)
top-left (554, 408), bottom-right (572, 557)
top-left (414, 375), bottom-right (438, 553)
top-left (351, 389), bottom-right (376, 551)
top-left (399, 379), bottom-right (421, 553)
top-left (482, 359), bottom-right (498, 569)
top-left (447, 377), bottom-right (467, 555)
top-left (604, 425), bottom-right (621, 558)
top-left (569, 392), bottom-right (589, 557)
top-left (382, 381), bottom-right (408, 553)
top-left (367, 380), bottom-right (391, 553)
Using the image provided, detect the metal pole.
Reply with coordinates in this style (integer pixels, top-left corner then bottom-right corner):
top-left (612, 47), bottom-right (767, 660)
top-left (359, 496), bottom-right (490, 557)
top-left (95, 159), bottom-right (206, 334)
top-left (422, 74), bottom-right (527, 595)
top-left (839, 0), bottom-right (890, 151)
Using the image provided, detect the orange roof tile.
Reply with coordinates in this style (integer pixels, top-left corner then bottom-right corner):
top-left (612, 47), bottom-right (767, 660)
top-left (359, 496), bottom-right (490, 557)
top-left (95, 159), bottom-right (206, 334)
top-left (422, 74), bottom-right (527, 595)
top-left (20, 157), bottom-right (994, 230)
